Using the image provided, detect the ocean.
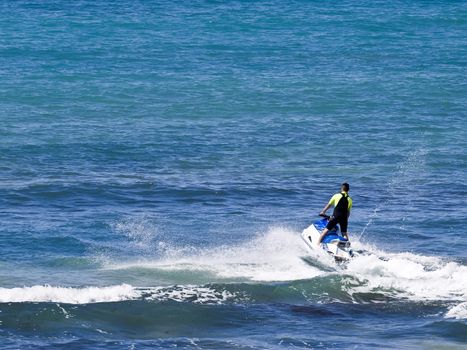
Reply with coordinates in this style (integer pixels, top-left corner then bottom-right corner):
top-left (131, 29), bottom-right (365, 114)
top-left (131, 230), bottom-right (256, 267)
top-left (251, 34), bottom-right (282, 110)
top-left (0, 0), bottom-right (466, 349)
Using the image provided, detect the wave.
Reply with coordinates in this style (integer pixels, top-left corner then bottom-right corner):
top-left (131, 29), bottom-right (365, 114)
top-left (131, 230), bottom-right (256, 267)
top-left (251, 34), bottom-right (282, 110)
top-left (1, 227), bottom-right (466, 320)
top-left (345, 249), bottom-right (467, 302)
top-left (106, 225), bottom-right (467, 298)
top-left (102, 225), bottom-right (467, 318)
top-left (0, 284), bottom-right (138, 304)
top-left (0, 284), bottom-right (241, 305)
top-left (446, 302), bottom-right (467, 320)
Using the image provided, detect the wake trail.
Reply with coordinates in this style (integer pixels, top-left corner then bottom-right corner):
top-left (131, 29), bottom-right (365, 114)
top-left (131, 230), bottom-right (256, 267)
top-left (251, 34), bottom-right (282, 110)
top-left (105, 226), bottom-right (327, 282)
top-left (105, 225), bottom-right (467, 318)
top-left (2, 226), bottom-right (465, 320)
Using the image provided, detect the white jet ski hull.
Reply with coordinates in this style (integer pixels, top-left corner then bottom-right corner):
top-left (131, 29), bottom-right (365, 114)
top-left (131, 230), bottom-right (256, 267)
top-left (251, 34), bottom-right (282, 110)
top-left (301, 217), bottom-right (354, 261)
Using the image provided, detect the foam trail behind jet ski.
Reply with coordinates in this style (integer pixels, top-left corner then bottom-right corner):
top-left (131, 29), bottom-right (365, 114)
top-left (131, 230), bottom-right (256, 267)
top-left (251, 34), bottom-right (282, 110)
top-left (106, 226), bottom-right (328, 282)
top-left (103, 221), bottom-right (467, 318)
top-left (344, 241), bottom-right (467, 303)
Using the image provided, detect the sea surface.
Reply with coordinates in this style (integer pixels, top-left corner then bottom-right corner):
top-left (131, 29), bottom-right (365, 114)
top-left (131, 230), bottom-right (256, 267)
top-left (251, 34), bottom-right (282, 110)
top-left (1, 1), bottom-right (466, 349)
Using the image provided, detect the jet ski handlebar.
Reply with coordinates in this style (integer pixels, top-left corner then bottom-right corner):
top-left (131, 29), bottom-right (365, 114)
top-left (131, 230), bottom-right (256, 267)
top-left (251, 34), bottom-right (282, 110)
top-left (319, 213), bottom-right (331, 220)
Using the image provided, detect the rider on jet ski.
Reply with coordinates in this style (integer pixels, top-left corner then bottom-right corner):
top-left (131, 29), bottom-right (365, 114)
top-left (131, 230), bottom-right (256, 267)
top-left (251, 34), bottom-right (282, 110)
top-left (318, 183), bottom-right (352, 244)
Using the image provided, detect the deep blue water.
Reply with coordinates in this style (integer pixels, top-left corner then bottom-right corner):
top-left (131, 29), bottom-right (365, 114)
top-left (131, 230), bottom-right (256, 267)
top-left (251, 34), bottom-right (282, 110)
top-left (1, 1), bottom-right (466, 349)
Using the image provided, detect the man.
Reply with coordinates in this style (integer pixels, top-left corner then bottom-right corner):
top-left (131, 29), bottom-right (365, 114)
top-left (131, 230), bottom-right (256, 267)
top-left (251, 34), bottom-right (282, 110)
top-left (318, 183), bottom-right (352, 244)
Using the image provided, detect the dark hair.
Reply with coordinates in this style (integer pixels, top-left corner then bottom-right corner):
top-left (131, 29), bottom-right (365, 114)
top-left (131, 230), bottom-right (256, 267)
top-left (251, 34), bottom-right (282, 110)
top-left (341, 183), bottom-right (350, 191)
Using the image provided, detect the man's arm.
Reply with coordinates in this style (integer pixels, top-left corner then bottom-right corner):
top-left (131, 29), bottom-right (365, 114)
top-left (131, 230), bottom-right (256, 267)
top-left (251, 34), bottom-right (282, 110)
top-left (321, 194), bottom-right (337, 215)
top-left (320, 203), bottom-right (331, 216)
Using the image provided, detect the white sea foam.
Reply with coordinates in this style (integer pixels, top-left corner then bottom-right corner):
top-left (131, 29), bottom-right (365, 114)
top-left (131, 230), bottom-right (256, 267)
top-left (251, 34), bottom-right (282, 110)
top-left (0, 284), bottom-right (138, 304)
top-left (0, 284), bottom-right (240, 305)
top-left (347, 254), bottom-right (467, 300)
top-left (341, 240), bottom-right (467, 318)
top-left (106, 226), bottom-right (467, 301)
top-left (445, 302), bottom-right (467, 320)
top-left (101, 224), bottom-right (467, 316)
top-left (345, 244), bottom-right (467, 302)
top-left (143, 285), bottom-right (241, 304)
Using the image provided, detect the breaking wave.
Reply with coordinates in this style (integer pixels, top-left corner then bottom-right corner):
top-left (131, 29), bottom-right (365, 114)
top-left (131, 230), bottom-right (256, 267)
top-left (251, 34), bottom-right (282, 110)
top-left (0, 284), bottom-right (241, 305)
top-left (104, 226), bottom-right (467, 318)
top-left (1, 227), bottom-right (466, 320)
top-left (0, 284), bottom-right (138, 304)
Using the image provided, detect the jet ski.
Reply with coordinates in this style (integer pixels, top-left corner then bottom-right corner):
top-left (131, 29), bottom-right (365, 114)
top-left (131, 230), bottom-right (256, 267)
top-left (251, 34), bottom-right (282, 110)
top-left (301, 214), bottom-right (354, 261)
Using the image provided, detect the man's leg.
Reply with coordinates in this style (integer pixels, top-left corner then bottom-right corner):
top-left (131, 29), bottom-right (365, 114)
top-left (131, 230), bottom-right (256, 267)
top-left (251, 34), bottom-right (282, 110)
top-left (340, 217), bottom-right (349, 241)
top-left (318, 228), bottom-right (329, 245)
top-left (318, 217), bottom-right (337, 244)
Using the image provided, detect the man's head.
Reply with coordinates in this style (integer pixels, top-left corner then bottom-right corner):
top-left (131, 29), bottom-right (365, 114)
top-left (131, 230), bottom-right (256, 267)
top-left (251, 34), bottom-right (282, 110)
top-left (341, 182), bottom-right (350, 192)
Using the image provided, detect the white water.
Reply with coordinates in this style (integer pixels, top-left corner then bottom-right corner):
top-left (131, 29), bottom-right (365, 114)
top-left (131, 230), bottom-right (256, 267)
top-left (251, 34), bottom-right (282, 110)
top-left (445, 302), bottom-right (467, 320)
top-left (345, 247), bottom-right (467, 302)
top-left (107, 226), bottom-right (326, 282)
top-left (0, 284), bottom-right (239, 305)
top-left (107, 226), bottom-right (467, 318)
top-left (0, 284), bottom-right (138, 304)
top-left (2, 227), bottom-right (466, 319)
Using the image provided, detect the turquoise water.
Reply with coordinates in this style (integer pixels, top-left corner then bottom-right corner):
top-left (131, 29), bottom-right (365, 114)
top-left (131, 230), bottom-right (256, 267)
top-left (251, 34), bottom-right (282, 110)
top-left (1, 1), bottom-right (466, 349)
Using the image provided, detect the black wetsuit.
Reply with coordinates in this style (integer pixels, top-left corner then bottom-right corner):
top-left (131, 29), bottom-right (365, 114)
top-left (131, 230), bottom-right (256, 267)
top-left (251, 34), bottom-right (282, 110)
top-left (326, 192), bottom-right (349, 233)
